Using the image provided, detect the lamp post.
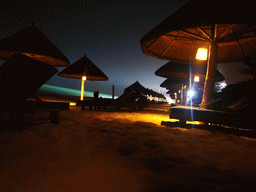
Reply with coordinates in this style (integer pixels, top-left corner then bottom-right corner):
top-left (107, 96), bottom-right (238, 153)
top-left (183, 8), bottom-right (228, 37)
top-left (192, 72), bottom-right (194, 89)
top-left (80, 76), bottom-right (86, 101)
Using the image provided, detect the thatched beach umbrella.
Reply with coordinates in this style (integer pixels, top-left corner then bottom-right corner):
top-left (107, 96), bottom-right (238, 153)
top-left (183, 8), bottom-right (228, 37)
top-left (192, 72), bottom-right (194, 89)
top-left (160, 78), bottom-right (187, 89)
top-left (166, 88), bottom-right (179, 94)
top-left (124, 81), bottom-right (164, 101)
top-left (141, 0), bottom-right (256, 108)
top-left (162, 76), bottom-right (189, 102)
top-left (155, 61), bottom-right (206, 78)
top-left (0, 22), bottom-right (70, 67)
top-left (156, 61), bottom-right (225, 86)
top-left (0, 53), bottom-right (58, 127)
top-left (124, 81), bottom-right (148, 95)
top-left (57, 54), bottom-right (108, 100)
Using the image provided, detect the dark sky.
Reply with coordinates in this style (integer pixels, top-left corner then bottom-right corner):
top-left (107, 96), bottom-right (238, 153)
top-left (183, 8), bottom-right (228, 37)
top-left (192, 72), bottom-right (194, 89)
top-left (0, 0), bottom-right (254, 97)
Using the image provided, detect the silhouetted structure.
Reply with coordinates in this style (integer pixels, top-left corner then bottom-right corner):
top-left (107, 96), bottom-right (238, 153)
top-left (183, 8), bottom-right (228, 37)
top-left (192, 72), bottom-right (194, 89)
top-left (0, 54), bottom-right (58, 128)
top-left (124, 81), bottom-right (166, 103)
top-left (0, 23), bottom-right (70, 129)
top-left (58, 54), bottom-right (108, 81)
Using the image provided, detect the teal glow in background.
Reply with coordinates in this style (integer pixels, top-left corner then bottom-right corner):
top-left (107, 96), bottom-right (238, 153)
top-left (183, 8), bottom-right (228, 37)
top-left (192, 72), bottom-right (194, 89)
top-left (37, 84), bottom-right (118, 99)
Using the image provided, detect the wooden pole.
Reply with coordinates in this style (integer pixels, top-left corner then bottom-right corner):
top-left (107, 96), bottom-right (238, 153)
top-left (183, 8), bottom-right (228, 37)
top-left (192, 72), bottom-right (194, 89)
top-left (180, 84), bottom-right (184, 105)
top-left (185, 84), bottom-right (189, 106)
top-left (80, 79), bottom-right (85, 101)
top-left (201, 42), bottom-right (218, 108)
top-left (112, 85), bottom-right (114, 99)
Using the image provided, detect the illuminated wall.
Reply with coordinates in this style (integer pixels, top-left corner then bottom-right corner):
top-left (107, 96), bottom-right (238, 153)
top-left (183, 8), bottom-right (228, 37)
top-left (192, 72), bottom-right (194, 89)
top-left (37, 84), bottom-right (118, 99)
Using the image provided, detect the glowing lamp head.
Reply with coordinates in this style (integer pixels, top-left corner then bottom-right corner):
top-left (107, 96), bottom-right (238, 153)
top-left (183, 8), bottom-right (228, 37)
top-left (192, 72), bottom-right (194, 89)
top-left (179, 90), bottom-right (181, 93)
top-left (194, 76), bottom-right (200, 82)
top-left (82, 76), bottom-right (86, 81)
top-left (196, 48), bottom-right (208, 60)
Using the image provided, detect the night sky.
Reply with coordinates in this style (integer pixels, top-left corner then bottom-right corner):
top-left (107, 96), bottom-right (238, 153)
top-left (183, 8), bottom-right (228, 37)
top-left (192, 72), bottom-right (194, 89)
top-left (0, 0), bottom-right (254, 97)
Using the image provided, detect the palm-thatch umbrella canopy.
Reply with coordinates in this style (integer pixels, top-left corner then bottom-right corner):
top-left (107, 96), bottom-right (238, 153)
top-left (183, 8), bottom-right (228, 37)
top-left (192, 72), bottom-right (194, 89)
top-left (58, 54), bottom-right (108, 80)
top-left (0, 22), bottom-right (70, 67)
top-left (155, 61), bottom-right (205, 79)
top-left (156, 61), bottom-right (225, 85)
top-left (124, 81), bottom-right (165, 101)
top-left (160, 78), bottom-right (187, 89)
top-left (141, 0), bottom-right (256, 107)
top-left (57, 54), bottom-right (108, 100)
top-left (124, 81), bottom-right (148, 95)
top-left (166, 88), bottom-right (179, 94)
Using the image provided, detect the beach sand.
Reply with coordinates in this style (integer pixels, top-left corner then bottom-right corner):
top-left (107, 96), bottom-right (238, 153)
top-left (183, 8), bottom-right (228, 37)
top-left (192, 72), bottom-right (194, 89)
top-left (1, 98), bottom-right (256, 191)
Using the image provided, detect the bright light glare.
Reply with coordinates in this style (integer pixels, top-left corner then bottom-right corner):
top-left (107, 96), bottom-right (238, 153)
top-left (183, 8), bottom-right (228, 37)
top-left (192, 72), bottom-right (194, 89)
top-left (196, 48), bottom-right (208, 60)
top-left (188, 90), bottom-right (195, 97)
top-left (82, 76), bottom-right (86, 80)
top-left (194, 76), bottom-right (200, 82)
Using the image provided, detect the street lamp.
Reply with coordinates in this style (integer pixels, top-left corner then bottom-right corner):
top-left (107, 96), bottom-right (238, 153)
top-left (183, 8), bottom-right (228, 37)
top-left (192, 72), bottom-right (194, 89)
top-left (80, 76), bottom-right (86, 101)
top-left (194, 76), bottom-right (200, 82)
top-left (196, 48), bottom-right (208, 60)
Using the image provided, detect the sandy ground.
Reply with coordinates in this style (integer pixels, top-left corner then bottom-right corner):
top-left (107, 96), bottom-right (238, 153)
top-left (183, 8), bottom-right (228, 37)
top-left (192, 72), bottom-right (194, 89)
top-left (1, 100), bottom-right (256, 192)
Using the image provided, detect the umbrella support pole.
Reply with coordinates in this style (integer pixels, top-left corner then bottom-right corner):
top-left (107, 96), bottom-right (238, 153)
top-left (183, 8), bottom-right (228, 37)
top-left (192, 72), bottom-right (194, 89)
top-left (80, 79), bottom-right (85, 101)
top-left (201, 42), bottom-right (218, 108)
top-left (181, 84), bottom-right (184, 105)
top-left (185, 84), bottom-right (190, 106)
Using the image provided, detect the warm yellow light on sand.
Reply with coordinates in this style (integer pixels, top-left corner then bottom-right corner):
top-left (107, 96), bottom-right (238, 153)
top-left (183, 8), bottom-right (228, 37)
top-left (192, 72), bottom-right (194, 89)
top-left (194, 76), bottom-right (200, 82)
top-left (82, 76), bottom-right (86, 81)
top-left (196, 48), bottom-right (208, 60)
top-left (187, 121), bottom-right (205, 125)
